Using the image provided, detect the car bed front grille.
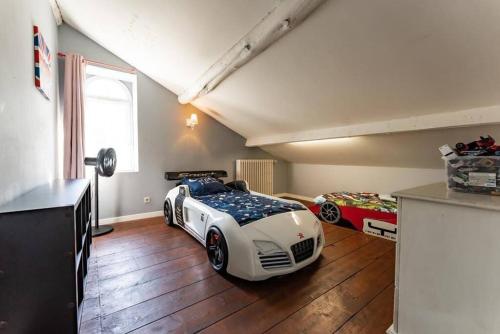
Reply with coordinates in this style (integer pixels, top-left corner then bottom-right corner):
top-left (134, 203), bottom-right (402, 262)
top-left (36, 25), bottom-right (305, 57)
top-left (259, 251), bottom-right (292, 269)
top-left (291, 238), bottom-right (314, 263)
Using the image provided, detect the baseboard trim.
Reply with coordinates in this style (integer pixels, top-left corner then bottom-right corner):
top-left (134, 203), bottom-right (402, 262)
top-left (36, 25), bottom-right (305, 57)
top-left (274, 193), bottom-right (315, 202)
top-left (386, 324), bottom-right (397, 334)
top-left (99, 210), bottom-right (163, 225)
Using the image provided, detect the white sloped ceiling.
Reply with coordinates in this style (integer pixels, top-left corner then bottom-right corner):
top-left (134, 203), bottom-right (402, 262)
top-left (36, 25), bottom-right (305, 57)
top-left (193, 0), bottom-right (500, 139)
top-left (57, 0), bottom-right (500, 168)
top-left (57, 0), bottom-right (278, 94)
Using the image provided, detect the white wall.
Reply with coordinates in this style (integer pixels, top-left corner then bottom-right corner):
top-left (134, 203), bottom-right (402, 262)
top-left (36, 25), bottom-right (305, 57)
top-left (288, 163), bottom-right (445, 197)
top-left (0, 0), bottom-right (58, 205)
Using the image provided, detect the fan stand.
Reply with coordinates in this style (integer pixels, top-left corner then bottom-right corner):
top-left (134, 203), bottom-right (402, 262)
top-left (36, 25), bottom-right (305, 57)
top-left (85, 148), bottom-right (117, 237)
top-left (92, 166), bottom-right (114, 237)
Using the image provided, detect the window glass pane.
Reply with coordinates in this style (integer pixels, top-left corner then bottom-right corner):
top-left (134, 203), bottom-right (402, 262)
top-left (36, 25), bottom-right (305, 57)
top-left (86, 77), bottom-right (131, 101)
top-left (84, 74), bottom-right (137, 172)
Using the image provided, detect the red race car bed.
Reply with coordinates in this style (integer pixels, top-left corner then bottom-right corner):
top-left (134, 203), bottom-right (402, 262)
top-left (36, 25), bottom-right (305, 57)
top-left (309, 192), bottom-right (397, 241)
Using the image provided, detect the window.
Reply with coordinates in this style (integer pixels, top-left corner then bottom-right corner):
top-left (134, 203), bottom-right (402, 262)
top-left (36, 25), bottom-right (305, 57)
top-left (85, 65), bottom-right (138, 172)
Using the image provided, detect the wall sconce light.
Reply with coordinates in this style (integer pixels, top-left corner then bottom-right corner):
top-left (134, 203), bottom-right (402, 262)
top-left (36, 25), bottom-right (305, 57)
top-left (186, 113), bottom-right (198, 129)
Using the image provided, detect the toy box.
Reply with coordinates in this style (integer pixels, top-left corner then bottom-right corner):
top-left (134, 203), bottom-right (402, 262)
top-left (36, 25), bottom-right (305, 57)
top-left (447, 156), bottom-right (500, 195)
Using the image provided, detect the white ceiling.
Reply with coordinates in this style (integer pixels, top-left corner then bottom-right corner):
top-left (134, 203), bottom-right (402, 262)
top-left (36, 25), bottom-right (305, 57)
top-left (194, 0), bottom-right (500, 139)
top-left (57, 0), bottom-right (500, 168)
top-left (57, 0), bottom-right (278, 94)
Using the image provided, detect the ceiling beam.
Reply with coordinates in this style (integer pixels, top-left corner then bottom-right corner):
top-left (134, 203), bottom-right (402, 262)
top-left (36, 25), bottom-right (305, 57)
top-left (245, 105), bottom-right (500, 146)
top-left (49, 0), bottom-right (63, 26)
top-left (178, 0), bottom-right (327, 104)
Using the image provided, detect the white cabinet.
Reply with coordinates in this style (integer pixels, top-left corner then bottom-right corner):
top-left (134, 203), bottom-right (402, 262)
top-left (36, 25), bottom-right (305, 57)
top-left (389, 183), bottom-right (500, 334)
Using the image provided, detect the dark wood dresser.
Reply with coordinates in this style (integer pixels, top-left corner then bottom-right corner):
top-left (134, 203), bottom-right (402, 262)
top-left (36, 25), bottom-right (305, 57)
top-left (0, 179), bottom-right (92, 333)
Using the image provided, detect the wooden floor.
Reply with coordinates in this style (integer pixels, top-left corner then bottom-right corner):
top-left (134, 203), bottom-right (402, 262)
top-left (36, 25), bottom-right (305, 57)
top-left (81, 217), bottom-right (395, 334)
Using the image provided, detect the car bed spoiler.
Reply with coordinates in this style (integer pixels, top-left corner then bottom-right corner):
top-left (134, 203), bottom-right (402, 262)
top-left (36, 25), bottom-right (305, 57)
top-left (165, 170), bottom-right (228, 181)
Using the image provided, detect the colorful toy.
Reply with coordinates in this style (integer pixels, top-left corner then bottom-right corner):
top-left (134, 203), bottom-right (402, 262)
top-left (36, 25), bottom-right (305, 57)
top-left (487, 145), bottom-right (500, 156)
top-left (455, 135), bottom-right (497, 156)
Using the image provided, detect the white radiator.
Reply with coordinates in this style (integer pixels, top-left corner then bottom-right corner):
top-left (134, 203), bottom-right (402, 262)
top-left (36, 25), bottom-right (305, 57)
top-left (236, 159), bottom-right (275, 195)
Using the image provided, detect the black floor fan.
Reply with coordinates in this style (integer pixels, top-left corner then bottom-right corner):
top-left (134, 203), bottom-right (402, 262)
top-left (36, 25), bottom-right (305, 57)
top-left (85, 148), bottom-right (117, 237)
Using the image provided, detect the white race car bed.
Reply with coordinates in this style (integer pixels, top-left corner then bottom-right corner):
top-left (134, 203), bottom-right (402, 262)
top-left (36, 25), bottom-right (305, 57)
top-left (163, 170), bottom-right (324, 281)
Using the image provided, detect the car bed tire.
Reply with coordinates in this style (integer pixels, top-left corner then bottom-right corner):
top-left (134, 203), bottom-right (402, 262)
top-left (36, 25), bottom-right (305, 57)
top-left (319, 201), bottom-right (342, 224)
top-left (206, 227), bottom-right (229, 274)
top-left (164, 199), bottom-right (174, 226)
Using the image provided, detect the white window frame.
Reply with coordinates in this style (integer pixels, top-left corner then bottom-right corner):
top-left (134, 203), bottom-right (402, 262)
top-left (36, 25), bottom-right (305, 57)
top-left (85, 64), bottom-right (139, 173)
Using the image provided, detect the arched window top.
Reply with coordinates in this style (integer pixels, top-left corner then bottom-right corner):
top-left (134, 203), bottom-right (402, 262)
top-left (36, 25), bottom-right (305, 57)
top-left (86, 76), bottom-right (131, 101)
top-left (84, 65), bottom-right (138, 173)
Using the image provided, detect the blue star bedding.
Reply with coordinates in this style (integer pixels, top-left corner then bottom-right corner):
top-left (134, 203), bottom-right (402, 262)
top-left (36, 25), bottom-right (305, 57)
top-left (194, 190), bottom-right (306, 226)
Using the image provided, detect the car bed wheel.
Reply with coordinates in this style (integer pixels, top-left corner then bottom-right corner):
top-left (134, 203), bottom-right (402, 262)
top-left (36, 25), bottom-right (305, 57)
top-left (206, 227), bottom-right (228, 274)
top-left (164, 199), bottom-right (174, 226)
top-left (320, 201), bottom-right (341, 224)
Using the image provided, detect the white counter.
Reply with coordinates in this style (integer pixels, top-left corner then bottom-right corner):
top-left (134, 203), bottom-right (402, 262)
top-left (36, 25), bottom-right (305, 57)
top-left (393, 182), bottom-right (500, 212)
top-left (389, 183), bottom-right (500, 334)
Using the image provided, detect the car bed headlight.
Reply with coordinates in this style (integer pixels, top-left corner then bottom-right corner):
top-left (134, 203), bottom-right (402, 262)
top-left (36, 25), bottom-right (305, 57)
top-left (253, 240), bottom-right (283, 255)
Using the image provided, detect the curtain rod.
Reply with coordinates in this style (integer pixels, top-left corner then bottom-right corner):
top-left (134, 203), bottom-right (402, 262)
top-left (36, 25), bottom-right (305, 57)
top-left (57, 52), bottom-right (137, 74)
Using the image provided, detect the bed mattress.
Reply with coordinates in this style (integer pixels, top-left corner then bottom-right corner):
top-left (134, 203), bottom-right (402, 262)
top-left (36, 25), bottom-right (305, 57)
top-left (319, 192), bottom-right (397, 213)
top-left (195, 190), bottom-right (305, 226)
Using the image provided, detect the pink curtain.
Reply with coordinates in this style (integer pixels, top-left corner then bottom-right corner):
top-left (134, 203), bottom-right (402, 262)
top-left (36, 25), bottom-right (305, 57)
top-left (63, 53), bottom-right (86, 179)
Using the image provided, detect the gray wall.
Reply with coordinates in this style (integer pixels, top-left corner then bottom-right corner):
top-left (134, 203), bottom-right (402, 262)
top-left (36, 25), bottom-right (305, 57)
top-left (0, 0), bottom-right (59, 206)
top-left (58, 24), bottom-right (287, 218)
top-left (288, 163), bottom-right (445, 198)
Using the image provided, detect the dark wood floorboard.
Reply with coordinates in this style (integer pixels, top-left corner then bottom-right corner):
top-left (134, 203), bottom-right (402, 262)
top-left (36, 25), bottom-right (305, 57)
top-left (265, 252), bottom-right (395, 334)
top-left (334, 283), bottom-right (395, 334)
top-left (80, 215), bottom-right (395, 334)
